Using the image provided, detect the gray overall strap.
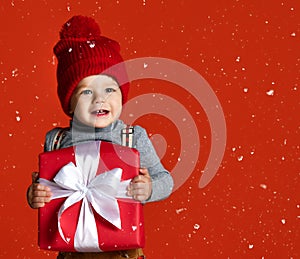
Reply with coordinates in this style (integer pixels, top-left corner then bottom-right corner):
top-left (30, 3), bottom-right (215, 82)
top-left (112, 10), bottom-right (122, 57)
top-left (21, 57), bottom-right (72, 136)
top-left (121, 125), bottom-right (134, 148)
top-left (50, 128), bottom-right (66, 151)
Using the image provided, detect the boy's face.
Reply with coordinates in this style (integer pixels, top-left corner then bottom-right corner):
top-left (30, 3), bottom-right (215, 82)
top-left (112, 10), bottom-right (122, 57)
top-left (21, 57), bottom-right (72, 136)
top-left (70, 75), bottom-right (122, 128)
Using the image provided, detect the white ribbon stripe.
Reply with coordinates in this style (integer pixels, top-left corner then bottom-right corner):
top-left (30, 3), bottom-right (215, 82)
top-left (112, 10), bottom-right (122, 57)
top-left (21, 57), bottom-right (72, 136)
top-left (39, 142), bottom-right (133, 252)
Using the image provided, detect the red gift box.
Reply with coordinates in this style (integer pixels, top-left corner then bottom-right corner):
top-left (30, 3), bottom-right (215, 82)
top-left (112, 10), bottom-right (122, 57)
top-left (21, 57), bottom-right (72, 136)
top-left (38, 141), bottom-right (145, 252)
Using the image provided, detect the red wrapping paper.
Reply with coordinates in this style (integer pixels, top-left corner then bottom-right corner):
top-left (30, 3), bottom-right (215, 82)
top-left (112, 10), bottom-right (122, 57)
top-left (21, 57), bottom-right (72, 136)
top-left (38, 141), bottom-right (145, 252)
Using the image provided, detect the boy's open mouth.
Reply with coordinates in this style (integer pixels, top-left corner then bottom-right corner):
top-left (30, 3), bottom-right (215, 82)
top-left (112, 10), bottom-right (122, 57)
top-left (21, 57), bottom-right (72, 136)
top-left (91, 109), bottom-right (109, 116)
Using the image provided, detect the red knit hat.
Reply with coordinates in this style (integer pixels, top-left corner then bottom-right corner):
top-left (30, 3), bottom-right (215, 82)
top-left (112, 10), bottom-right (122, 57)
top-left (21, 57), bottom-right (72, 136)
top-left (54, 15), bottom-right (129, 116)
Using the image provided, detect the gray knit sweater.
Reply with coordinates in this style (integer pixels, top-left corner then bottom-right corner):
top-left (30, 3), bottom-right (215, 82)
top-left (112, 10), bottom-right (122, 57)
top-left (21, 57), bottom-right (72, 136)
top-left (44, 119), bottom-right (174, 203)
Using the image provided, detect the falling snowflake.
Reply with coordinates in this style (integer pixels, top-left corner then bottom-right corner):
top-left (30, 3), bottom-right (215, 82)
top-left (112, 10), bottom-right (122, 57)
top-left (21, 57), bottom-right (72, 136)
top-left (87, 41), bottom-right (96, 48)
top-left (260, 184), bottom-right (267, 190)
top-left (66, 3), bottom-right (71, 11)
top-left (132, 225), bottom-right (137, 231)
top-left (266, 89), bottom-right (274, 96)
top-left (176, 208), bottom-right (187, 214)
top-left (193, 223), bottom-right (200, 230)
top-left (15, 111), bottom-right (21, 122)
top-left (237, 155), bottom-right (244, 161)
top-left (11, 68), bottom-right (19, 77)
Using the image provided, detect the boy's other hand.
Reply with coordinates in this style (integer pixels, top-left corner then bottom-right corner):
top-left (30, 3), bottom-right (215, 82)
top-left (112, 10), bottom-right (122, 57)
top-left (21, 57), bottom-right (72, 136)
top-left (127, 168), bottom-right (152, 202)
top-left (27, 172), bottom-right (52, 209)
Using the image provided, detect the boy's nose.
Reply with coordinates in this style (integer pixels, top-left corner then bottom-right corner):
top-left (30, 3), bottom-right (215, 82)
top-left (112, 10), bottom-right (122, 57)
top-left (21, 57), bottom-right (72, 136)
top-left (94, 92), bottom-right (106, 103)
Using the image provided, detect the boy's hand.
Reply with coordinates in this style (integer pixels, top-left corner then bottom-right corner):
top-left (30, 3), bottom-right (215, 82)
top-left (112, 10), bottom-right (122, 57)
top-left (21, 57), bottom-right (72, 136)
top-left (27, 172), bottom-right (52, 209)
top-left (127, 168), bottom-right (152, 202)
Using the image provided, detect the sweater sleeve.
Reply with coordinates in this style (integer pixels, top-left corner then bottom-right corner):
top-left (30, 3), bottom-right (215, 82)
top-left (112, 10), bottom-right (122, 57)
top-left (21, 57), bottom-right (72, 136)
top-left (133, 126), bottom-right (174, 202)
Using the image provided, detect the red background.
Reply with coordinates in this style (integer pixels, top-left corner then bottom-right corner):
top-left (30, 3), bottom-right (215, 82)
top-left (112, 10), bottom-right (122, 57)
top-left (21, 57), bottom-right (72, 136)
top-left (0, 0), bottom-right (299, 258)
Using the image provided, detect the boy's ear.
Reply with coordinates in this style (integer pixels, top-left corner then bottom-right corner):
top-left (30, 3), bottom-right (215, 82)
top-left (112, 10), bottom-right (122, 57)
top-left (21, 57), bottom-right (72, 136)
top-left (68, 105), bottom-right (74, 115)
top-left (69, 102), bottom-right (76, 115)
top-left (69, 94), bottom-right (77, 115)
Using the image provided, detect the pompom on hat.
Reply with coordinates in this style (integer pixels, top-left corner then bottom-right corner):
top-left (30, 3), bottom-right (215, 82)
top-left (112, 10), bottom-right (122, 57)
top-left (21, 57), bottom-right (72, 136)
top-left (54, 15), bottom-right (129, 116)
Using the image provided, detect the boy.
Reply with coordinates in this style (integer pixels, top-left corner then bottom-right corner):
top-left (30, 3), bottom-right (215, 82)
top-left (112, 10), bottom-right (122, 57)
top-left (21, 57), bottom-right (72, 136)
top-left (26, 15), bottom-right (174, 259)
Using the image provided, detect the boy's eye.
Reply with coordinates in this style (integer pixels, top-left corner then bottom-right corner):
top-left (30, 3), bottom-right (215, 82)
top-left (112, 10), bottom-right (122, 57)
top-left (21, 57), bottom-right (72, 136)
top-left (80, 89), bottom-right (92, 95)
top-left (105, 87), bottom-right (117, 93)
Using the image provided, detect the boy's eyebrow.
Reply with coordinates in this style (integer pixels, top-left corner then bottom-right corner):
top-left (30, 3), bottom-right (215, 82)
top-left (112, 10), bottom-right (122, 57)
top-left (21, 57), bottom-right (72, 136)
top-left (76, 81), bottom-right (88, 88)
top-left (75, 77), bottom-right (120, 90)
top-left (73, 85), bottom-right (88, 95)
top-left (103, 81), bottom-right (119, 88)
top-left (106, 79), bottom-right (119, 86)
top-left (106, 84), bottom-right (119, 89)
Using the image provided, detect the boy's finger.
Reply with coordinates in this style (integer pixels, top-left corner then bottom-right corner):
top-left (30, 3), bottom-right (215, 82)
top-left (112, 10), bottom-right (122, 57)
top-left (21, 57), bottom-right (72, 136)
top-left (33, 189), bottom-right (52, 197)
top-left (31, 201), bottom-right (47, 209)
top-left (131, 182), bottom-right (146, 190)
top-left (32, 183), bottom-right (51, 192)
top-left (139, 168), bottom-right (150, 176)
top-left (132, 175), bottom-right (144, 183)
top-left (32, 197), bottom-right (51, 203)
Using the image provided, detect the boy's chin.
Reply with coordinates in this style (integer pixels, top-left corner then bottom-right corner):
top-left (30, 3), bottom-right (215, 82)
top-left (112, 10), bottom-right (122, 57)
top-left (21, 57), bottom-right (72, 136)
top-left (72, 115), bottom-right (117, 129)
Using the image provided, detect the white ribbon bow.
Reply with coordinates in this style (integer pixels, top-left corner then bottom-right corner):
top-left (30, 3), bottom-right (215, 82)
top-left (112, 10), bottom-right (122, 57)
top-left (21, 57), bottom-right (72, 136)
top-left (39, 142), bottom-right (132, 252)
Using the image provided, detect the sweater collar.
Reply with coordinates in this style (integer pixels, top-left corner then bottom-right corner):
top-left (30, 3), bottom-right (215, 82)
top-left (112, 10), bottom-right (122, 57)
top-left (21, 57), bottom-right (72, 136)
top-left (69, 118), bottom-right (121, 145)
